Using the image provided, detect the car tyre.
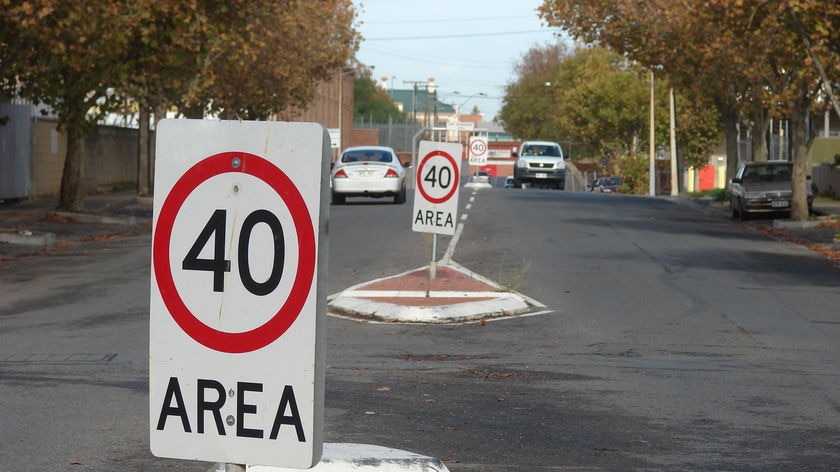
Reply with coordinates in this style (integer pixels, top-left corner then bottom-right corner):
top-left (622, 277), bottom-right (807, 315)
top-left (737, 199), bottom-right (750, 221)
top-left (393, 186), bottom-right (406, 204)
top-left (331, 191), bottom-right (345, 205)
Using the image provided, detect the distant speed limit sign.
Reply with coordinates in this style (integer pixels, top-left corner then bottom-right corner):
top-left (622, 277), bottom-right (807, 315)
top-left (468, 136), bottom-right (488, 165)
top-left (412, 141), bottom-right (462, 236)
top-left (150, 119), bottom-right (328, 469)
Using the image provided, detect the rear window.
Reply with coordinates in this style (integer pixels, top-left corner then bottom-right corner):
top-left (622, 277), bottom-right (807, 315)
top-left (341, 150), bottom-right (393, 163)
top-left (741, 164), bottom-right (792, 183)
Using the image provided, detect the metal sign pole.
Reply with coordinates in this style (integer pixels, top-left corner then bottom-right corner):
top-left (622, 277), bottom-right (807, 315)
top-left (429, 233), bottom-right (437, 284)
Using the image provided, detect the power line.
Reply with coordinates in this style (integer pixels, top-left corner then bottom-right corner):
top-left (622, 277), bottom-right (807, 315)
top-left (362, 14), bottom-right (537, 25)
top-left (364, 29), bottom-right (553, 41)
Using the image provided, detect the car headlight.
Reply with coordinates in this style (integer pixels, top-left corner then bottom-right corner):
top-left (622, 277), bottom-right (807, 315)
top-left (516, 160), bottom-right (528, 169)
top-left (744, 192), bottom-right (766, 199)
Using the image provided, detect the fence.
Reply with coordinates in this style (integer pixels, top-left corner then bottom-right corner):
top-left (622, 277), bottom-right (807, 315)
top-left (354, 117), bottom-right (422, 153)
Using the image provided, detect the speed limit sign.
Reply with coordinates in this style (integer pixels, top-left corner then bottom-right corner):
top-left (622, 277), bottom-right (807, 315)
top-left (412, 141), bottom-right (462, 236)
top-left (149, 120), bottom-right (328, 468)
top-left (468, 136), bottom-right (488, 165)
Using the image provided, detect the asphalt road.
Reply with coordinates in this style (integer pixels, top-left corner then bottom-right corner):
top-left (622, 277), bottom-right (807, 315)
top-left (2, 184), bottom-right (840, 471)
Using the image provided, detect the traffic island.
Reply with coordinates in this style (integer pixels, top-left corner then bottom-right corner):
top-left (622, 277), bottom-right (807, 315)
top-left (242, 443), bottom-right (450, 471)
top-left (328, 263), bottom-right (546, 324)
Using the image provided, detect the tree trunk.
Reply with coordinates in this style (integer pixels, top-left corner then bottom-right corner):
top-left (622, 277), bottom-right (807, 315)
top-left (58, 130), bottom-right (84, 211)
top-left (790, 93), bottom-right (810, 222)
top-left (751, 107), bottom-right (769, 162)
top-left (138, 108), bottom-right (150, 196)
top-left (721, 104), bottom-right (740, 181)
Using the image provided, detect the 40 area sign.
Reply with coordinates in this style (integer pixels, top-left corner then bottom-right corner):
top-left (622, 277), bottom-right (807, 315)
top-left (149, 120), bottom-right (329, 469)
top-left (412, 141), bottom-right (462, 236)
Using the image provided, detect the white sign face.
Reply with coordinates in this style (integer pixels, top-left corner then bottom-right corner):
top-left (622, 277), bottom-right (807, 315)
top-left (412, 141), bottom-right (462, 236)
top-left (150, 119), bottom-right (328, 469)
top-left (468, 136), bottom-right (488, 166)
top-left (327, 128), bottom-right (340, 149)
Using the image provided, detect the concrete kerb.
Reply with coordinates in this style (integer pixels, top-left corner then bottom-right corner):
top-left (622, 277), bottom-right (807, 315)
top-left (236, 443), bottom-right (449, 472)
top-left (327, 261), bottom-right (547, 324)
top-left (46, 210), bottom-right (138, 226)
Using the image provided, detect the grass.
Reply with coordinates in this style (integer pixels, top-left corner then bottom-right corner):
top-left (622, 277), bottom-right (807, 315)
top-left (686, 188), bottom-right (728, 202)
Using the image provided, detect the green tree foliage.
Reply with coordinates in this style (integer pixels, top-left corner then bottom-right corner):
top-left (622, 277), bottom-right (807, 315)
top-left (500, 45), bottom-right (720, 189)
top-left (2, 0), bottom-right (359, 209)
top-left (353, 69), bottom-right (405, 123)
top-left (538, 0), bottom-right (839, 219)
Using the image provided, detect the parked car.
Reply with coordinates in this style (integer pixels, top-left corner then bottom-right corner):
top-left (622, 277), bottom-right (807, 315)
top-left (727, 160), bottom-right (813, 220)
top-left (588, 177), bottom-right (604, 192)
top-left (472, 170), bottom-right (491, 184)
top-left (599, 177), bottom-right (624, 193)
top-left (330, 146), bottom-right (406, 204)
top-left (512, 141), bottom-right (567, 190)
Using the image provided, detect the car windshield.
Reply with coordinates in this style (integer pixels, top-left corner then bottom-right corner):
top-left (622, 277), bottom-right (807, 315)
top-left (522, 145), bottom-right (561, 157)
top-left (741, 164), bottom-right (792, 183)
top-left (341, 150), bottom-right (393, 163)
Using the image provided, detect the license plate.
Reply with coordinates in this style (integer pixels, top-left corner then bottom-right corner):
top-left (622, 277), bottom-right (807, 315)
top-left (771, 200), bottom-right (789, 208)
top-left (535, 173), bottom-right (547, 179)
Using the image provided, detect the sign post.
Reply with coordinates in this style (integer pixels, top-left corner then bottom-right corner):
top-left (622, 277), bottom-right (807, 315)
top-left (150, 119), bottom-right (329, 469)
top-left (412, 141), bottom-right (462, 280)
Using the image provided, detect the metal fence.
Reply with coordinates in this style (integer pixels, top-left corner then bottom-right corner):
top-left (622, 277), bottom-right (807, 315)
top-left (354, 117), bottom-right (423, 153)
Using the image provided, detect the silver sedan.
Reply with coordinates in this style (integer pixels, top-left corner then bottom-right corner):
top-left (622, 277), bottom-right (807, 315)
top-left (330, 146), bottom-right (407, 204)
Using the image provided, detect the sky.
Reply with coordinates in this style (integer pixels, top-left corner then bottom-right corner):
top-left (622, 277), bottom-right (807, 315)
top-left (351, 0), bottom-right (566, 121)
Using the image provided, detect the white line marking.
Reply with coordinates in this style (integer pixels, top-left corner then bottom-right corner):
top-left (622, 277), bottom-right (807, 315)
top-left (342, 290), bottom-right (508, 298)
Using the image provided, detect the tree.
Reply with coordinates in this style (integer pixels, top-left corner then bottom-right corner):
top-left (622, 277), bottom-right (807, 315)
top-left (539, 0), bottom-right (839, 219)
top-left (196, 0), bottom-right (359, 120)
top-left (4, 1), bottom-right (359, 208)
top-left (9, 1), bottom-right (134, 211)
top-left (353, 66), bottom-right (405, 123)
top-left (500, 45), bottom-right (720, 190)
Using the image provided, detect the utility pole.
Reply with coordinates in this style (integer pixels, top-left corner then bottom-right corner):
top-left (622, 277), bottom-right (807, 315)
top-left (649, 70), bottom-right (656, 196)
top-left (404, 79), bottom-right (435, 126)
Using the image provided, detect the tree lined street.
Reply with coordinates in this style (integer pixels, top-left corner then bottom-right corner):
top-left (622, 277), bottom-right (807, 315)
top-left (2, 186), bottom-right (839, 470)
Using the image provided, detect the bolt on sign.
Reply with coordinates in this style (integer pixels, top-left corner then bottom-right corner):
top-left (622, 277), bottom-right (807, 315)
top-left (149, 119), bottom-right (329, 468)
top-left (412, 141), bottom-right (463, 236)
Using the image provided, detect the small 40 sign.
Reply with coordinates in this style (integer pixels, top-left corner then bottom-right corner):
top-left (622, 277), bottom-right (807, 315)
top-left (412, 141), bottom-right (462, 236)
top-left (468, 136), bottom-right (488, 165)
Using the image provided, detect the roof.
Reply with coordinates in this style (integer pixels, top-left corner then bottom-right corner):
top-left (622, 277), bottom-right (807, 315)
top-left (388, 89), bottom-right (454, 114)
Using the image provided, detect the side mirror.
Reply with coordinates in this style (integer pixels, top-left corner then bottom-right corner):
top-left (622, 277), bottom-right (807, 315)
top-left (402, 161), bottom-right (412, 168)
top-left (731, 177), bottom-right (742, 184)
top-left (511, 151), bottom-right (518, 158)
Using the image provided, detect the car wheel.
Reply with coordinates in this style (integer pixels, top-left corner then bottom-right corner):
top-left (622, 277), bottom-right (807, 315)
top-left (394, 186), bottom-right (406, 204)
top-left (556, 180), bottom-right (565, 190)
top-left (737, 199), bottom-right (749, 221)
top-left (730, 198), bottom-right (739, 219)
top-left (331, 191), bottom-right (345, 205)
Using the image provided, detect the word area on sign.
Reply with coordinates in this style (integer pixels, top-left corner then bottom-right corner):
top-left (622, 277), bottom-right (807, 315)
top-left (413, 209), bottom-right (454, 229)
top-left (155, 377), bottom-right (305, 442)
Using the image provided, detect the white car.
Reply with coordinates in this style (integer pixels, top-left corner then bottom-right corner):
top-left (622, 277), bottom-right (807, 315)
top-left (512, 140), bottom-right (567, 190)
top-left (331, 146), bottom-right (407, 204)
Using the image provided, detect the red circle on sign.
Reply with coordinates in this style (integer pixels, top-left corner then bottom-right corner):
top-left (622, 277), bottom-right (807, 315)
top-left (471, 140), bottom-right (487, 156)
top-left (416, 150), bottom-right (460, 204)
top-left (153, 151), bottom-right (316, 354)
